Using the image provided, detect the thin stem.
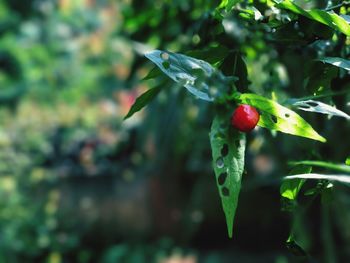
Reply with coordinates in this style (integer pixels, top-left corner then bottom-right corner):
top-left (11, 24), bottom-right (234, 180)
top-left (325, 1), bottom-right (350, 11)
top-left (289, 160), bottom-right (350, 174)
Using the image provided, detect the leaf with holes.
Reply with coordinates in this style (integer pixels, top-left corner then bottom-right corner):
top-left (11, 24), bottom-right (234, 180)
top-left (280, 165), bottom-right (311, 200)
top-left (318, 57), bottom-right (350, 71)
top-left (123, 86), bottom-right (162, 120)
top-left (292, 100), bottom-right (350, 120)
top-left (239, 93), bottom-right (326, 142)
top-left (210, 115), bottom-right (246, 238)
top-left (276, 0), bottom-right (350, 36)
top-left (145, 50), bottom-right (228, 102)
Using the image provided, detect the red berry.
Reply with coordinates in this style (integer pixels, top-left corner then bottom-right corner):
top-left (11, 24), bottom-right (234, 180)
top-left (231, 104), bottom-right (260, 132)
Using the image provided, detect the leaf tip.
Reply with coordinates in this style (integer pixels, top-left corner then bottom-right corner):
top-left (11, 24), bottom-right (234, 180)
top-left (318, 135), bottom-right (327, 143)
top-left (227, 223), bottom-right (233, 239)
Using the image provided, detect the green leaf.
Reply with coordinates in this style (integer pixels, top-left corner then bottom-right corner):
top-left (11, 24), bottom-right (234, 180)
top-left (220, 51), bottom-right (248, 92)
top-left (318, 57), bottom-right (350, 71)
top-left (284, 174), bottom-right (350, 185)
top-left (305, 62), bottom-right (338, 95)
top-left (209, 115), bottom-right (246, 238)
top-left (123, 86), bottom-right (161, 120)
top-left (238, 7), bottom-right (263, 21)
top-left (142, 67), bottom-right (162, 80)
top-left (286, 240), bottom-right (308, 257)
top-left (218, 0), bottom-right (240, 11)
top-left (186, 46), bottom-right (229, 64)
top-left (346, 157), bottom-right (350, 166)
top-left (292, 100), bottom-right (350, 120)
top-left (276, 0), bottom-right (350, 36)
top-left (289, 160), bottom-right (350, 173)
top-left (280, 165), bottom-right (311, 200)
top-left (145, 50), bottom-right (228, 102)
top-left (239, 93), bottom-right (326, 142)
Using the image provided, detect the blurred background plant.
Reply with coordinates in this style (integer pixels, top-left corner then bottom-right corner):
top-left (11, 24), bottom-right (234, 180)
top-left (0, 0), bottom-right (349, 262)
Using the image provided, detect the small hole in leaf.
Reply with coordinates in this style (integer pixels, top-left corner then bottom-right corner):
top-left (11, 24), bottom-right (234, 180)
top-left (285, 113), bottom-right (290, 118)
top-left (218, 172), bottom-right (227, 185)
top-left (214, 132), bottom-right (224, 139)
top-left (270, 115), bottom-right (278, 123)
top-left (162, 61), bottom-right (170, 69)
top-left (160, 52), bottom-right (169, 60)
top-left (222, 187), bottom-right (230, 196)
top-left (306, 101), bottom-right (318, 107)
top-left (216, 157), bottom-right (224, 168)
top-left (221, 144), bottom-right (229, 157)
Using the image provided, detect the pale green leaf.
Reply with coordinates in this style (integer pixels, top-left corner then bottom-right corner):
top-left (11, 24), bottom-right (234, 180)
top-left (145, 50), bottom-right (228, 102)
top-left (292, 100), bottom-right (350, 120)
top-left (239, 93), bottom-right (326, 142)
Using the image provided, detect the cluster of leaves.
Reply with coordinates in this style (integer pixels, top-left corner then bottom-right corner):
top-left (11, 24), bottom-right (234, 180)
top-left (125, 0), bottom-right (350, 244)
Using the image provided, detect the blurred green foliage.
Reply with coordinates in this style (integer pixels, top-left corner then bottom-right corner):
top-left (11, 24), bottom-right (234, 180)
top-left (0, 0), bottom-right (349, 263)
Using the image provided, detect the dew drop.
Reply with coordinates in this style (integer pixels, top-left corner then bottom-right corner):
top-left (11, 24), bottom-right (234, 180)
top-left (216, 157), bottom-right (224, 169)
top-left (161, 52), bottom-right (169, 60)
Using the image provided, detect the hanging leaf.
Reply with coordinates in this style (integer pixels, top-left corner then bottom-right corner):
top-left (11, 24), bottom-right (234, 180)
top-left (239, 93), bottom-right (326, 142)
top-left (209, 115), bottom-right (246, 238)
top-left (276, 0), bottom-right (350, 36)
top-left (280, 165), bottom-right (311, 200)
top-left (284, 174), bottom-right (350, 185)
top-left (145, 50), bottom-right (228, 102)
top-left (292, 100), bottom-right (350, 120)
top-left (123, 86), bottom-right (162, 120)
top-left (318, 57), bottom-right (350, 71)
